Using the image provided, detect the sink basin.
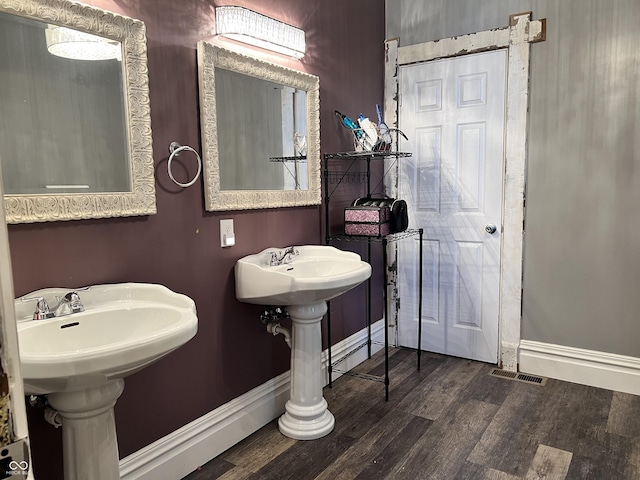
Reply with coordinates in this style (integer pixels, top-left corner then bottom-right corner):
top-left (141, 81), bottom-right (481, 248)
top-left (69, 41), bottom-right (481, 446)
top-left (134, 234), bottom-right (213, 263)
top-left (14, 282), bottom-right (198, 479)
top-left (235, 245), bottom-right (372, 305)
top-left (235, 245), bottom-right (371, 440)
top-left (15, 283), bottom-right (198, 394)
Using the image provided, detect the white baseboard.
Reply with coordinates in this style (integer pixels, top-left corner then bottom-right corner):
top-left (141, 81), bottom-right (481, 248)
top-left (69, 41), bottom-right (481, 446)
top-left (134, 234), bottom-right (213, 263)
top-left (119, 319), bottom-right (385, 480)
top-left (519, 340), bottom-right (640, 396)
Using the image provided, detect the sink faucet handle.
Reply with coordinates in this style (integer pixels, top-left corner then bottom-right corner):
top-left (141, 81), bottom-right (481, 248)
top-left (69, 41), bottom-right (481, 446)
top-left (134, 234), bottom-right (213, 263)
top-left (64, 291), bottom-right (84, 313)
top-left (20, 296), bottom-right (55, 320)
top-left (267, 251), bottom-right (279, 265)
top-left (282, 246), bottom-right (299, 263)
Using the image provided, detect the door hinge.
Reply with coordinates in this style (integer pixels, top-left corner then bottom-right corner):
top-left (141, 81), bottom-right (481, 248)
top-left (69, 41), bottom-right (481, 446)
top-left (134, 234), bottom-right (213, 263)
top-left (398, 94), bottom-right (402, 107)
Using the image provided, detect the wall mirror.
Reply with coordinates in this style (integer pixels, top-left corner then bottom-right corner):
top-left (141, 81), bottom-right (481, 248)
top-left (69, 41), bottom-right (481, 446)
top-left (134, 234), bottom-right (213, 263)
top-left (197, 42), bottom-right (320, 211)
top-left (0, 0), bottom-right (155, 224)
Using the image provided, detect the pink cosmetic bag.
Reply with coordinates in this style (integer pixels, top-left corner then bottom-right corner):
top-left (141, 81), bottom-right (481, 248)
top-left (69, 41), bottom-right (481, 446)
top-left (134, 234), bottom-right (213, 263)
top-left (345, 221), bottom-right (391, 237)
top-left (344, 205), bottom-right (390, 223)
top-left (344, 205), bottom-right (391, 237)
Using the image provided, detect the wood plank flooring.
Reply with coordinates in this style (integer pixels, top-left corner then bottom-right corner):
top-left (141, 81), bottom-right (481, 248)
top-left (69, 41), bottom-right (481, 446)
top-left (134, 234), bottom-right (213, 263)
top-left (183, 349), bottom-right (640, 480)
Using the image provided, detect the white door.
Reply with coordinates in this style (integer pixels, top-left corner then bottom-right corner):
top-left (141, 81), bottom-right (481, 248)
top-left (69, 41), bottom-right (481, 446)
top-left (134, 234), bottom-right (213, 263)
top-left (397, 49), bottom-right (507, 363)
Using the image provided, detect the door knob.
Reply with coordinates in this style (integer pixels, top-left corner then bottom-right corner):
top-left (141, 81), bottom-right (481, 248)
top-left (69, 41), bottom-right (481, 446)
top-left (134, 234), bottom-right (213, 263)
top-left (485, 224), bottom-right (497, 234)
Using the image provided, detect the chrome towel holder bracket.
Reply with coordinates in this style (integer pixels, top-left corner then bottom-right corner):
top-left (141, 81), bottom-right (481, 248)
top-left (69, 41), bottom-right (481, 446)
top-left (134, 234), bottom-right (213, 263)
top-left (167, 141), bottom-right (202, 188)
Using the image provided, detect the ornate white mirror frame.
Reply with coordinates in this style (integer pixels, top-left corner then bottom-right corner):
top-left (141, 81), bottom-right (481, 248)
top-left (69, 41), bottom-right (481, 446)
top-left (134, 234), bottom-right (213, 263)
top-left (1, 0), bottom-right (155, 224)
top-left (197, 42), bottom-right (320, 211)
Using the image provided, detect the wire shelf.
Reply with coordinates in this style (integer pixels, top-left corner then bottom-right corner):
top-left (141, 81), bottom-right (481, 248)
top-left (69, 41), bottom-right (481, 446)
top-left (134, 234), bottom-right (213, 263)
top-left (269, 156), bottom-right (307, 163)
top-left (324, 151), bottom-right (412, 160)
top-left (328, 228), bottom-right (423, 244)
top-left (324, 145), bottom-right (423, 400)
top-left (332, 369), bottom-right (385, 383)
top-left (325, 171), bottom-right (369, 185)
top-left (330, 340), bottom-right (369, 368)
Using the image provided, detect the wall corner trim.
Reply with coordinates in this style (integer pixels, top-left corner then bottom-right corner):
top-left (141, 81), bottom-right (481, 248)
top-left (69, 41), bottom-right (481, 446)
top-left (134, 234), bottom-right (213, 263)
top-left (519, 340), bottom-right (640, 396)
top-left (119, 319), bottom-right (385, 480)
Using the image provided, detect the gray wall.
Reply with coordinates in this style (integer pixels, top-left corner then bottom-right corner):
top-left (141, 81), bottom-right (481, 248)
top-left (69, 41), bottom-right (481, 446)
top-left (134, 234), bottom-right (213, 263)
top-left (0, 12), bottom-right (129, 194)
top-left (215, 69), bottom-right (284, 190)
top-left (387, 0), bottom-right (640, 358)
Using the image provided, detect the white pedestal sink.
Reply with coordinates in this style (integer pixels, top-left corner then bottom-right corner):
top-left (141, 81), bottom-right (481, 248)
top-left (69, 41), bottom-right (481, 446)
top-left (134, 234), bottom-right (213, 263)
top-left (235, 245), bottom-right (371, 440)
top-left (15, 283), bottom-right (198, 480)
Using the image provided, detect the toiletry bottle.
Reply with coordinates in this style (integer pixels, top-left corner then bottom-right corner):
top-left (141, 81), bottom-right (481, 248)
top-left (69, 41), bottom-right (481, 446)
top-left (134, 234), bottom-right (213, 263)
top-left (334, 110), bottom-right (363, 139)
top-left (358, 114), bottom-right (378, 151)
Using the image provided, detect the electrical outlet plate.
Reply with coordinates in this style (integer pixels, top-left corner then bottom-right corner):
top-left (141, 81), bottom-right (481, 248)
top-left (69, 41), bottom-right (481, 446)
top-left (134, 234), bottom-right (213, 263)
top-left (0, 438), bottom-right (30, 477)
top-left (220, 219), bottom-right (235, 247)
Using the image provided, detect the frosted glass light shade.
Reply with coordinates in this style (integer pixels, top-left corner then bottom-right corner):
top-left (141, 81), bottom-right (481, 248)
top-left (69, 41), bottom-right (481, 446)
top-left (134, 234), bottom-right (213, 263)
top-left (215, 6), bottom-right (305, 59)
top-left (46, 25), bottom-right (121, 61)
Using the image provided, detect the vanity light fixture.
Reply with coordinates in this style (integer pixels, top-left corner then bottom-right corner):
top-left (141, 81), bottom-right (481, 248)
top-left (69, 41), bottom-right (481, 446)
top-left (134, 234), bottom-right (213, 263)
top-left (215, 6), bottom-right (305, 59)
top-left (45, 25), bottom-right (122, 61)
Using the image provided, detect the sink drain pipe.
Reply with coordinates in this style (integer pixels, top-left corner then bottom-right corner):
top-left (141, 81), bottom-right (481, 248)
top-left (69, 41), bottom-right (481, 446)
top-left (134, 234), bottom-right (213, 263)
top-left (44, 406), bottom-right (62, 428)
top-left (29, 395), bottom-right (62, 428)
top-left (267, 322), bottom-right (292, 348)
top-left (260, 307), bottom-right (292, 348)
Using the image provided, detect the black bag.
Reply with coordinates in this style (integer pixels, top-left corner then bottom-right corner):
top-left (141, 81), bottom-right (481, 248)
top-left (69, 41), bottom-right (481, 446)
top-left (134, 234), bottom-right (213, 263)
top-left (353, 197), bottom-right (408, 234)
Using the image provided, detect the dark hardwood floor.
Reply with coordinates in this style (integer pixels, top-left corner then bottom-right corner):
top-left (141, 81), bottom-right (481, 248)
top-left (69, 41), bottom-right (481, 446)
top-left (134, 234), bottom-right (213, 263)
top-left (184, 348), bottom-right (640, 479)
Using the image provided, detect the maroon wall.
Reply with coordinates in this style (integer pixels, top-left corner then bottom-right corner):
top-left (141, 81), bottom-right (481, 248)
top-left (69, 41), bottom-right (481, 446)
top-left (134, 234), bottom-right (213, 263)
top-left (7, 0), bottom-right (385, 477)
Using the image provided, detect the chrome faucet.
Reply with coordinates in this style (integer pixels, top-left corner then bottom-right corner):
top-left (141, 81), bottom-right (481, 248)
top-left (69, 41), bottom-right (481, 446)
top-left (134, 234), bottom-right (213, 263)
top-left (52, 291), bottom-right (84, 317)
top-left (268, 246), bottom-right (300, 266)
top-left (21, 289), bottom-right (87, 320)
top-left (281, 246), bottom-right (300, 264)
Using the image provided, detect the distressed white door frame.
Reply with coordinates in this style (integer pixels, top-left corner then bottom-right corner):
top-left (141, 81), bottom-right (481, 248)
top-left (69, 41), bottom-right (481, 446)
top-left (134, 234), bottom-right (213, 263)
top-left (384, 12), bottom-right (546, 371)
top-left (0, 164), bottom-right (32, 471)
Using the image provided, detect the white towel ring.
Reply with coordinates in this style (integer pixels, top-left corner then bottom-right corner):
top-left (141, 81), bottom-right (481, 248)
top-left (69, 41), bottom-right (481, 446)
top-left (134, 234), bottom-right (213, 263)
top-left (168, 141), bottom-right (202, 188)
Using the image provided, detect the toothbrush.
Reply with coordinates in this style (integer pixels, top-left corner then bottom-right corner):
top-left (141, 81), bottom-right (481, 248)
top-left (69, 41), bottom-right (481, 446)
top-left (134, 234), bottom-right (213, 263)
top-left (376, 104), bottom-right (392, 149)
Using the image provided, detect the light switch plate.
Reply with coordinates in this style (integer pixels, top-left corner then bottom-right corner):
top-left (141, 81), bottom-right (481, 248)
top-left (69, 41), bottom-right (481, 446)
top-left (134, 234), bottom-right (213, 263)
top-left (0, 437), bottom-right (30, 476)
top-left (220, 219), bottom-right (235, 247)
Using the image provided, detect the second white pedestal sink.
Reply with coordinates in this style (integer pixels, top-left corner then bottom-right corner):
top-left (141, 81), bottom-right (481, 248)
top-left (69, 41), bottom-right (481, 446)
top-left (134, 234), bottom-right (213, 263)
top-left (235, 245), bottom-right (371, 440)
top-left (15, 283), bottom-right (198, 480)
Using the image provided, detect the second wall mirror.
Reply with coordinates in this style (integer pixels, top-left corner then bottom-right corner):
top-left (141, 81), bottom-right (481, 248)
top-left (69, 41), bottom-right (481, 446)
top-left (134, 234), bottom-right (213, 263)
top-left (197, 42), bottom-right (320, 211)
top-left (0, 0), bottom-right (155, 224)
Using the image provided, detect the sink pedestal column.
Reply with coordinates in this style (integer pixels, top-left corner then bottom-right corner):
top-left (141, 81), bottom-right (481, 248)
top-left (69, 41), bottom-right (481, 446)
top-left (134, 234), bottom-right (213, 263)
top-left (47, 379), bottom-right (125, 480)
top-left (278, 301), bottom-right (334, 440)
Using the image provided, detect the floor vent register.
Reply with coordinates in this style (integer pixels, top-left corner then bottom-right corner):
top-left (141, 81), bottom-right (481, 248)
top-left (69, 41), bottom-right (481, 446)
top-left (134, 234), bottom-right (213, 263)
top-left (489, 368), bottom-right (548, 386)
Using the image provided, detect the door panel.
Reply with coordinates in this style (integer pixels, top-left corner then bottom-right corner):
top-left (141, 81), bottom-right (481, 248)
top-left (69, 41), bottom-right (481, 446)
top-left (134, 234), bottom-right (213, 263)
top-left (397, 49), bottom-right (507, 363)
